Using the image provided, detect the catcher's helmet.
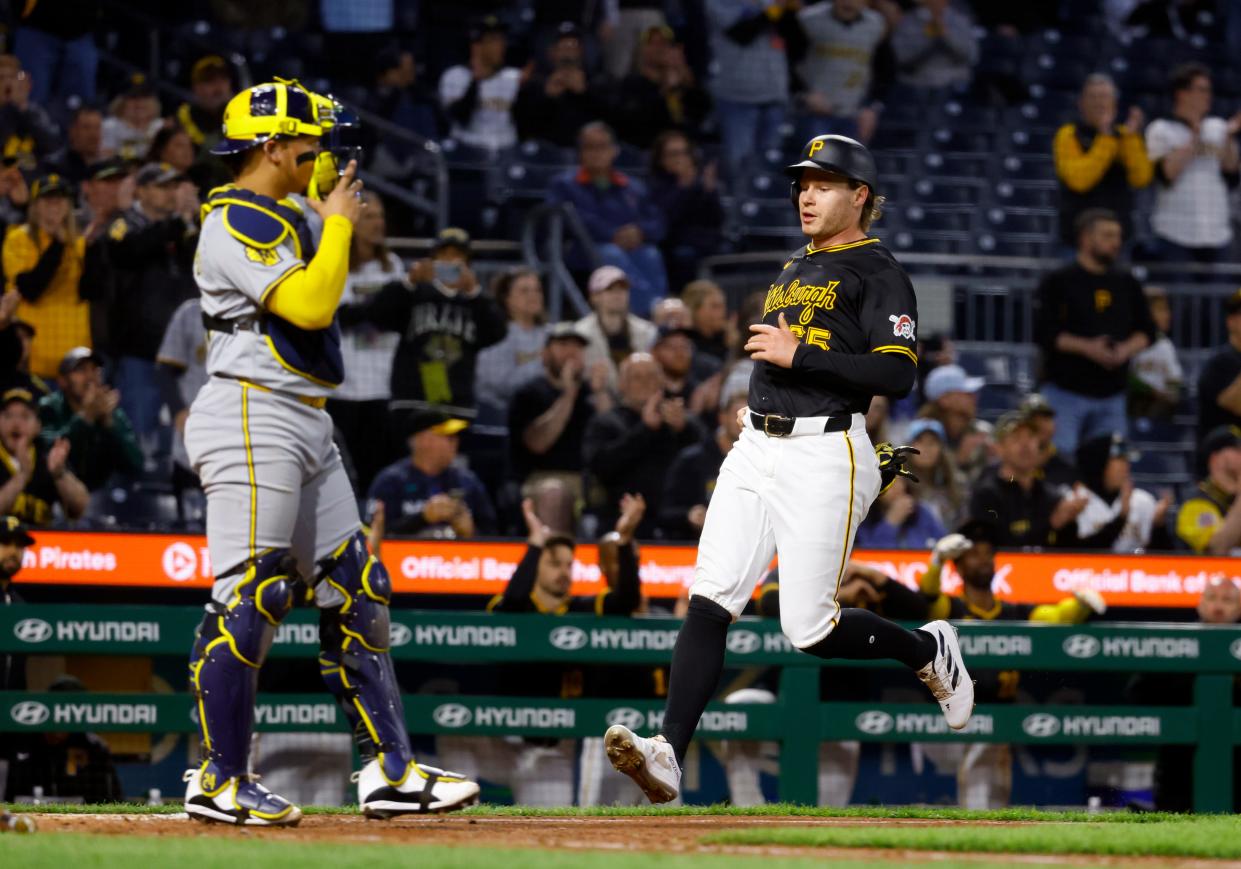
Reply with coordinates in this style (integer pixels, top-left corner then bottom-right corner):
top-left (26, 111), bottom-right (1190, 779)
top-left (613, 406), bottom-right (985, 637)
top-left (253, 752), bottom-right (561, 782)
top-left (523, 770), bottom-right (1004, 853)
top-left (785, 134), bottom-right (878, 206)
top-left (210, 78), bottom-right (334, 156)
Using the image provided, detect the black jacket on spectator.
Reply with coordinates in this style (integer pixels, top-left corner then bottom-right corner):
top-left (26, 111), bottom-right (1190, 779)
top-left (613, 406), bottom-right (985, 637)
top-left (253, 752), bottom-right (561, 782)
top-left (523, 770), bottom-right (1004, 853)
top-left (584, 405), bottom-right (703, 537)
top-left (1034, 262), bottom-right (1157, 397)
top-left (106, 206), bottom-right (198, 361)
top-left (610, 73), bottom-right (710, 149)
top-left (648, 170), bottom-right (725, 291)
top-left (969, 470), bottom-right (1079, 549)
top-left (338, 280), bottom-right (507, 412)
top-left (0, 102), bottom-right (58, 162)
top-left (659, 434), bottom-right (725, 540)
top-left (45, 148), bottom-right (93, 187)
top-left (513, 72), bottom-right (605, 148)
top-left (507, 375), bottom-right (598, 479)
top-left (1196, 343), bottom-right (1241, 440)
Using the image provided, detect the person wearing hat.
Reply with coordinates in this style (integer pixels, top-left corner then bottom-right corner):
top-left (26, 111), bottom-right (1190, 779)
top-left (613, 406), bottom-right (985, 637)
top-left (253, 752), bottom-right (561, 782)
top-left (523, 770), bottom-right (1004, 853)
top-left (1196, 288), bottom-right (1241, 440)
top-left (1033, 207), bottom-right (1156, 457)
top-left (175, 55), bottom-right (233, 151)
top-left (919, 518), bottom-right (1106, 808)
top-left (80, 158), bottom-right (130, 238)
top-left (37, 346), bottom-right (142, 490)
top-left (3, 172), bottom-right (108, 380)
top-left (438, 16), bottom-right (522, 151)
top-left (338, 225), bottom-right (506, 415)
top-left (920, 363), bottom-right (984, 466)
top-left (575, 264), bottom-right (658, 390)
top-left (1019, 392), bottom-right (1076, 490)
top-left (514, 22), bottom-right (603, 148)
top-left (651, 325), bottom-right (699, 402)
top-left (549, 121), bottom-right (669, 315)
top-left (365, 410), bottom-right (495, 540)
top-left (102, 82), bottom-right (163, 162)
top-left (0, 385), bottom-right (87, 525)
top-left (1176, 425), bottom-right (1241, 554)
top-left (104, 162), bottom-right (200, 443)
top-left (967, 411), bottom-right (1088, 549)
top-left (1071, 434), bottom-right (1172, 552)
top-left (904, 417), bottom-right (967, 530)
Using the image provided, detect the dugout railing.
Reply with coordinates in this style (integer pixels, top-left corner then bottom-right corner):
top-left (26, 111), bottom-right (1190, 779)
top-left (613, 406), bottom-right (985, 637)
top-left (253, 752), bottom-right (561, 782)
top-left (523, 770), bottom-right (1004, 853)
top-left (1, 607), bottom-right (1238, 811)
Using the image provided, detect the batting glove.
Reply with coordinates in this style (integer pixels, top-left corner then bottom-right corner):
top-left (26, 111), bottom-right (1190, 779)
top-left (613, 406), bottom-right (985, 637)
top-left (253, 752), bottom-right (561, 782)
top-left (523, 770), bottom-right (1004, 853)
top-left (930, 532), bottom-right (972, 567)
top-left (875, 442), bottom-right (919, 495)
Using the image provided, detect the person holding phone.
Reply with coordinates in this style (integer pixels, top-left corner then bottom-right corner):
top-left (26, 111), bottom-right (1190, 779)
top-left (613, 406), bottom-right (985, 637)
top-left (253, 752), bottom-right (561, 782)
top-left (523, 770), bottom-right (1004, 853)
top-left (337, 225), bottom-right (507, 419)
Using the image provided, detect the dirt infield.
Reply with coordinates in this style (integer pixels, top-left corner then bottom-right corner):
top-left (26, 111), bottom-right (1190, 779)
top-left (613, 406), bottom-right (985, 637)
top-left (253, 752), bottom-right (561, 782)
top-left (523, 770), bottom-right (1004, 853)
top-left (25, 813), bottom-right (1240, 868)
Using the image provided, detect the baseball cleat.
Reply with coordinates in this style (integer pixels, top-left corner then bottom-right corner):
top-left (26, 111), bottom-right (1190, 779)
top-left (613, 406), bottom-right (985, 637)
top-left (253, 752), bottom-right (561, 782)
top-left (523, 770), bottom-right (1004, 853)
top-left (183, 763), bottom-right (302, 826)
top-left (356, 758), bottom-right (480, 819)
top-left (604, 724), bottom-right (681, 804)
top-left (916, 620), bottom-right (975, 730)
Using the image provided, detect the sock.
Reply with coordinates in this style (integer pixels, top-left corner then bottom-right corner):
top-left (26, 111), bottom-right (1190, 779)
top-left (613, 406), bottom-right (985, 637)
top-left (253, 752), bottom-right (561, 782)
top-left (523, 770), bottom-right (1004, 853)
top-left (660, 595), bottom-right (732, 767)
top-left (802, 608), bottom-right (936, 670)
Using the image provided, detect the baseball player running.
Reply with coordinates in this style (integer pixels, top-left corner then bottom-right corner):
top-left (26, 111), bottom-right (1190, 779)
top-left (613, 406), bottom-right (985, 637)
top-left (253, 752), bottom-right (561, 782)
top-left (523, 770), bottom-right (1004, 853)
top-left (182, 79), bottom-right (478, 825)
top-left (605, 135), bottom-right (974, 804)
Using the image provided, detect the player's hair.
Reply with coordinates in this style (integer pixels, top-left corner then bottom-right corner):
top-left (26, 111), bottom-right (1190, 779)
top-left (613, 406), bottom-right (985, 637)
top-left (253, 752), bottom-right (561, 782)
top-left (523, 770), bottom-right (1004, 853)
top-left (544, 533), bottom-right (576, 554)
top-left (1169, 62), bottom-right (1210, 97)
top-left (1074, 207), bottom-right (1120, 242)
top-left (576, 120), bottom-right (615, 151)
top-left (28, 193), bottom-right (79, 248)
top-left (681, 279), bottom-right (723, 315)
top-left (852, 181), bottom-right (885, 231)
top-left (491, 266), bottom-right (545, 324)
top-left (1081, 72), bottom-right (1116, 93)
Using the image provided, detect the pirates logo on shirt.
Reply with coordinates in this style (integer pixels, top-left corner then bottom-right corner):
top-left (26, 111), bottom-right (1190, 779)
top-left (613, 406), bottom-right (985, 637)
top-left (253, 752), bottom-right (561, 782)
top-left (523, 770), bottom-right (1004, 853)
top-left (889, 313), bottom-right (916, 339)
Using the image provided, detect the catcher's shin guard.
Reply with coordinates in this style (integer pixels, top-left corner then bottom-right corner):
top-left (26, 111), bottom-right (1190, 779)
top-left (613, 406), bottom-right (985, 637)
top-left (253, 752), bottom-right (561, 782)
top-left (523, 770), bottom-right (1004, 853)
top-left (316, 532), bottom-right (413, 779)
top-left (188, 550), bottom-right (296, 779)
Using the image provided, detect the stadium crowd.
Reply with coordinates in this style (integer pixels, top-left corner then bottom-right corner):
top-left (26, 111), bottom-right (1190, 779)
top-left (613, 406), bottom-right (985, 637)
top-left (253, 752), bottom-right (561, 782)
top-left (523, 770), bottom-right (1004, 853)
top-left (0, 0), bottom-right (1238, 812)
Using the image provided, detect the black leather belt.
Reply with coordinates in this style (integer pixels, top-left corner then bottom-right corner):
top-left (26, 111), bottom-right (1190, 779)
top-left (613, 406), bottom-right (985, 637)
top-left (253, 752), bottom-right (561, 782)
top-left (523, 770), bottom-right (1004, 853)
top-left (750, 411), bottom-right (849, 437)
top-left (202, 312), bottom-right (260, 333)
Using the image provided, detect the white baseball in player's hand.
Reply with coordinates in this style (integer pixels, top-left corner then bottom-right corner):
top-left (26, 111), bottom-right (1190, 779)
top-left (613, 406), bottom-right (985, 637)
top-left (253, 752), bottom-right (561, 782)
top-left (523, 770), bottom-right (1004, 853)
top-left (744, 312), bottom-right (800, 368)
top-left (1074, 587), bottom-right (1107, 616)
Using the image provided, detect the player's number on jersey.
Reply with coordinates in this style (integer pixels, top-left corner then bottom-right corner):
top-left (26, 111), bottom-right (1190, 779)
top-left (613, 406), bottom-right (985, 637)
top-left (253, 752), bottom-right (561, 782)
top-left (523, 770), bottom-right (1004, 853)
top-left (787, 325), bottom-right (831, 351)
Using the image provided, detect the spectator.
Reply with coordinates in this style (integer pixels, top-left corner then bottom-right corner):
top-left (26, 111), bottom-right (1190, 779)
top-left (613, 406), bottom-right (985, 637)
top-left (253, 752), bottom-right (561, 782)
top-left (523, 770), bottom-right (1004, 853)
top-left (1129, 286), bottom-right (1183, 420)
top-left (508, 321), bottom-right (611, 499)
top-left (956, 417), bottom-right (995, 484)
top-left (598, 1), bottom-right (669, 80)
top-left (475, 267), bottom-right (549, 425)
top-left (38, 347), bottom-right (142, 491)
top-left (705, 0), bottom-right (802, 180)
top-left (611, 25), bottom-right (710, 149)
top-left (366, 45), bottom-right (442, 145)
top-left (514, 22), bottom-right (602, 148)
top-left (795, 0), bottom-right (886, 143)
top-left (1144, 63), bottom-right (1241, 263)
top-left (1125, 0), bottom-right (1218, 42)
top-left (659, 388), bottom-right (748, 540)
top-left (904, 417), bottom-right (967, 529)
top-left (1072, 434), bottom-right (1172, 552)
top-left (647, 131), bottom-right (724, 294)
top-left (1196, 288), bottom-right (1241, 439)
top-left (651, 326), bottom-right (698, 402)
top-left (1176, 425), bottom-right (1241, 555)
top-left (651, 296), bottom-right (691, 329)
top-left (549, 122), bottom-right (669, 313)
top-left (4, 174), bottom-right (108, 380)
top-left (366, 411), bottom-right (496, 539)
top-left (0, 291), bottom-right (44, 395)
top-left (12, 0), bottom-right (99, 105)
top-left (1034, 209), bottom-right (1155, 457)
top-left (47, 106), bottom-right (104, 187)
top-left (79, 158), bottom-right (130, 237)
top-left (1019, 393), bottom-right (1076, 490)
top-left (0, 516), bottom-right (33, 692)
top-left (920, 363), bottom-right (983, 469)
top-left (682, 279), bottom-right (731, 367)
top-left (0, 385), bottom-right (87, 524)
top-left (154, 298), bottom-right (206, 512)
top-left (920, 521), bottom-right (1106, 808)
top-left (0, 55), bottom-right (58, 166)
top-left (174, 55), bottom-right (233, 155)
top-left (1053, 73), bottom-right (1153, 248)
top-left (967, 411), bottom-right (1087, 549)
top-left (584, 352), bottom-right (702, 537)
top-left (856, 474), bottom-right (945, 550)
top-left (328, 191), bottom-right (404, 494)
top-left (146, 126), bottom-right (195, 177)
top-left (890, 0), bottom-right (978, 92)
top-left (439, 16), bottom-right (522, 151)
top-left (101, 83), bottom-right (163, 162)
top-left (338, 227), bottom-right (507, 417)
top-left (106, 163), bottom-right (200, 447)
top-left (576, 265), bottom-right (658, 388)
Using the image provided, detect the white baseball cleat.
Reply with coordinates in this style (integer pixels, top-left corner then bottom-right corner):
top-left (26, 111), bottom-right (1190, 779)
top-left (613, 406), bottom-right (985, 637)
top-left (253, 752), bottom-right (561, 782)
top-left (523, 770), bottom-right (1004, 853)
top-left (183, 764), bottom-right (302, 826)
top-left (916, 620), bottom-right (975, 730)
top-left (356, 758), bottom-right (480, 819)
top-left (604, 724), bottom-right (681, 804)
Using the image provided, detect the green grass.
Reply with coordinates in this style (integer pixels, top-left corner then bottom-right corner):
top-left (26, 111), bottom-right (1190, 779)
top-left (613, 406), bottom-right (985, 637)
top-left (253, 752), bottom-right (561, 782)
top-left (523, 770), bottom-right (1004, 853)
top-left (704, 815), bottom-right (1241, 859)
top-left (0, 834), bottom-right (1078, 869)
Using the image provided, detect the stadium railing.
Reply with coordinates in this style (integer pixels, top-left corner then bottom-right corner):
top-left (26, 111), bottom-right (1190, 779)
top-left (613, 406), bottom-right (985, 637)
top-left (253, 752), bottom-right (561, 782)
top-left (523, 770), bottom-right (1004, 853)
top-left (2, 607), bottom-right (1238, 811)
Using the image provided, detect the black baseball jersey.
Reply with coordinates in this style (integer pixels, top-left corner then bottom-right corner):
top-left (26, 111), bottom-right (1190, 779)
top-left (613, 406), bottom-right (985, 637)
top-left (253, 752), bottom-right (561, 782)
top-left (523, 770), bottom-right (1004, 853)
top-left (748, 238), bottom-right (919, 417)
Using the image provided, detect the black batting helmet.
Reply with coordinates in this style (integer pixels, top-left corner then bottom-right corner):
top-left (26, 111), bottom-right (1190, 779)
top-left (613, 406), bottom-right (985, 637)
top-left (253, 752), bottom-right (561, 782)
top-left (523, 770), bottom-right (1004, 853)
top-left (785, 134), bottom-right (879, 206)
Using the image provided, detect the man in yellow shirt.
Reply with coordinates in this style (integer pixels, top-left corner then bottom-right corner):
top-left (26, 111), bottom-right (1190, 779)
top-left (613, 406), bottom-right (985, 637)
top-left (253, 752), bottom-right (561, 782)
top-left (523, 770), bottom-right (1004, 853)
top-left (1176, 425), bottom-right (1241, 554)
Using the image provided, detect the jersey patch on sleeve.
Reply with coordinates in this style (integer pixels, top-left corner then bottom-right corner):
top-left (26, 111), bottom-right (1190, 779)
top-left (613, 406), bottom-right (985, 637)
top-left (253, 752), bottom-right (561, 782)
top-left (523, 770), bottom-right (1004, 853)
top-left (889, 314), bottom-right (916, 339)
top-left (245, 245), bottom-right (283, 267)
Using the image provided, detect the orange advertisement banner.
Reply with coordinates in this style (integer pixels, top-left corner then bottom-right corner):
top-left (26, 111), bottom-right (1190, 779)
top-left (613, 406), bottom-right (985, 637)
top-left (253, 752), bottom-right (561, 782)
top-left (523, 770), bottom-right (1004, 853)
top-left (10, 531), bottom-right (1238, 608)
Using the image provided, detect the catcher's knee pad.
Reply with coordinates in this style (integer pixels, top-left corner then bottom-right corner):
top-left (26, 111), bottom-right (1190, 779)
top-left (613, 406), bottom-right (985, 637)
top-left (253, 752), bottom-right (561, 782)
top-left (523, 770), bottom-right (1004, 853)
top-left (189, 549), bottom-right (296, 777)
top-left (316, 532), bottom-right (411, 779)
